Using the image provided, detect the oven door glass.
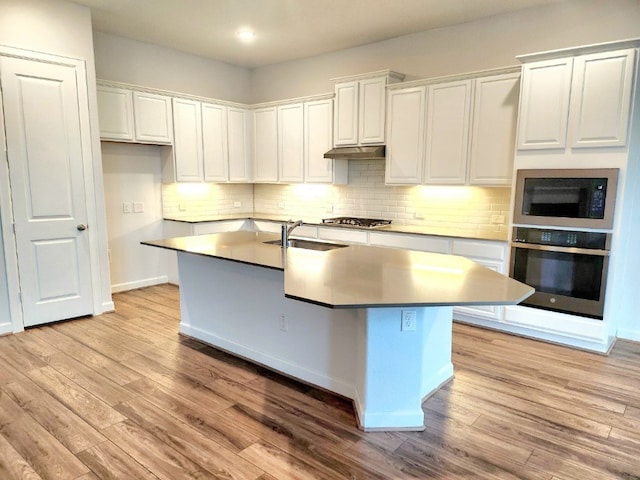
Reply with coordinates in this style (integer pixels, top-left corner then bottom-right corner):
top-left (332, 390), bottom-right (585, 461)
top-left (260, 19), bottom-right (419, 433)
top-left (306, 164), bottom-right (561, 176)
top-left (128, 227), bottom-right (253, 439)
top-left (512, 248), bottom-right (603, 301)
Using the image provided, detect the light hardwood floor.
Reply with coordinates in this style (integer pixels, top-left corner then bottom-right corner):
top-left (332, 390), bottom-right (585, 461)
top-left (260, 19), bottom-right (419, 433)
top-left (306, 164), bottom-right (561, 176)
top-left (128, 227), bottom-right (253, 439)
top-left (1, 283), bottom-right (639, 479)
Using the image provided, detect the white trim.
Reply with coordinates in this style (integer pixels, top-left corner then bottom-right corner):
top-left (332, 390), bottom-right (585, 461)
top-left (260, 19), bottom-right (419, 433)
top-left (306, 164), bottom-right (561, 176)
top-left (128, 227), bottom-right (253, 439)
top-left (516, 38), bottom-right (640, 63)
top-left (111, 276), bottom-right (169, 294)
top-left (387, 66), bottom-right (521, 90)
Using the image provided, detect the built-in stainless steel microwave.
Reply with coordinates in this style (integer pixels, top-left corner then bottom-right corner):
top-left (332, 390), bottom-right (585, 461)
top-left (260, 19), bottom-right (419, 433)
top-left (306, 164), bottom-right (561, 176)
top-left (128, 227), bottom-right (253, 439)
top-left (513, 169), bottom-right (619, 229)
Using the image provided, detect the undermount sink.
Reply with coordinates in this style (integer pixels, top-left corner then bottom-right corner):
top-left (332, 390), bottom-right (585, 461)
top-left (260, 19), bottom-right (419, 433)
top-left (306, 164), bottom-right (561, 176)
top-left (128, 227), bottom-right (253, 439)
top-left (263, 238), bottom-right (348, 251)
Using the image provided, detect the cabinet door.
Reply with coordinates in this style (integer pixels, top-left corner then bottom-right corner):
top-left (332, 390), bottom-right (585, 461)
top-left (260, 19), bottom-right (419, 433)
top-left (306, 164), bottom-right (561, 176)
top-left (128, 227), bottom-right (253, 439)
top-left (227, 107), bottom-right (251, 182)
top-left (569, 48), bottom-right (636, 148)
top-left (253, 107), bottom-right (278, 182)
top-left (453, 259), bottom-right (505, 320)
top-left (468, 73), bottom-right (520, 185)
top-left (517, 58), bottom-right (573, 150)
top-left (358, 77), bottom-right (386, 144)
top-left (385, 87), bottom-right (426, 185)
top-left (97, 86), bottom-right (134, 141)
top-left (133, 91), bottom-right (173, 144)
top-left (304, 99), bottom-right (334, 183)
top-left (334, 81), bottom-right (359, 146)
top-left (202, 102), bottom-right (228, 182)
top-left (278, 103), bottom-right (304, 183)
top-left (425, 80), bottom-right (472, 185)
top-left (172, 98), bottom-right (203, 182)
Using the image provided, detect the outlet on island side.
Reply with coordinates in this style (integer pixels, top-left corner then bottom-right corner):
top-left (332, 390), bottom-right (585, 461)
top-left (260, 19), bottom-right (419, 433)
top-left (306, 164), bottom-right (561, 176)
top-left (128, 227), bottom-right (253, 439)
top-left (401, 310), bottom-right (416, 331)
top-left (279, 313), bottom-right (288, 332)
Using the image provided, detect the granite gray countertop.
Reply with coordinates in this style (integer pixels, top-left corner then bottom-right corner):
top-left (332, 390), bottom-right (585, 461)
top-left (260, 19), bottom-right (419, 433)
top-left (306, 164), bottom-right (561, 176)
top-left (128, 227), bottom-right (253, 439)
top-left (143, 231), bottom-right (532, 309)
top-left (163, 214), bottom-right (509, 242)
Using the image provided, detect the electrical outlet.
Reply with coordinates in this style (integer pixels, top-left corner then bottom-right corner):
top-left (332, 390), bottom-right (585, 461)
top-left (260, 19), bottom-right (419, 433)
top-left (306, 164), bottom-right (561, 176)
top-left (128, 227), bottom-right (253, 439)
top-left (233, 201), bottom-right (242, 208)
top-left (278, 201), bottom-right (286, 209)
top-left (491, 214), bottom-right (505, 224)
top-left (122, 202), bottom-right (132, 213)
top-left (133, 201), bottom-right (144, 213)
top-left (178, 203), bottom-right (187, 212)
top-left (279, 314), bottom-right (288, 332)
top-left (401, 310), bottom-right (416, 331)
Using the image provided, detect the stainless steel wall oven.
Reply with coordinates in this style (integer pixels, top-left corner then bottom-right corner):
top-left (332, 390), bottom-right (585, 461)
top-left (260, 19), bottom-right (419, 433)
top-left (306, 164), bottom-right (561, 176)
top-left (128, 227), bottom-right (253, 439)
top-left (510, 227), bottom-right (611, 319)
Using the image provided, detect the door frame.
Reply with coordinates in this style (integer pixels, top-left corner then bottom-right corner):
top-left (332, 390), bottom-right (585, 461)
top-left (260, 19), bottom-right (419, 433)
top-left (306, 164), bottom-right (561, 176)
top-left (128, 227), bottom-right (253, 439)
top-left (0, 45), bottom-right (107, 332)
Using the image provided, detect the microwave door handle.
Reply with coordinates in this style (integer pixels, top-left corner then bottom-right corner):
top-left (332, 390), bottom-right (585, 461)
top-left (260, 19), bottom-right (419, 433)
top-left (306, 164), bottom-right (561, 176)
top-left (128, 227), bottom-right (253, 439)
top-left (511, 242), bottom-right (610, 257)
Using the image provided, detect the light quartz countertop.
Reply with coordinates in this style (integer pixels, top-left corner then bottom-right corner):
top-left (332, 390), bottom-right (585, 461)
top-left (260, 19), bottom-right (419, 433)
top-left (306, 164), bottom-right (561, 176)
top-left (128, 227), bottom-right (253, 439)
top-left (143, 231), bottom-right (532, 309)
top-left (163, 213), bottom-right (509, 242)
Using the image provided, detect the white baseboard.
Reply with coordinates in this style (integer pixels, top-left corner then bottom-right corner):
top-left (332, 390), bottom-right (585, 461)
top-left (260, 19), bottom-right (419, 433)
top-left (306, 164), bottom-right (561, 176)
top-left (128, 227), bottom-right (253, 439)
top-left (111, 275), bottom-right (168, 294)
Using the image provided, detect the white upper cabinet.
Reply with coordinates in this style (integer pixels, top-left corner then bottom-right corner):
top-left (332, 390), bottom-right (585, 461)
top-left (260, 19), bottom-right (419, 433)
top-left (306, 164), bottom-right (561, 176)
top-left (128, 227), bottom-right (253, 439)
top-left (278, 103), bottom-right (305, 183)
top-left (385, 86), bottom-right (426, 185)
top-left (569, 48), bottom-right (636, 148)
top-left (386, 69), bottom-right (520, 186)
top-left (358, 77), bottom-right (387, 144)
top-left (132, 91), bottom-right (173, 144)
top-left (517, 47), bottom-right (636, 150)
top-left (468, 73), bottom-right (520, 185)
top-left (97, 86), bottom-right (134, 141)
top-left (424, 80), bottom-right (473, 185)
top-left (334, 81), bottom-right (359, 146)
top-left (97, 85), bottom-right (172, 144)
top-left (172, 98), bottom-right (204, 182)
top-left (202, 102), bottom-right (228, 182)
top-left (227, 106), bottom-right (252, 182)
top-left (253, 107), bottom-right (278, 182)
top-left (517, 58), bottom-right (573, 150)
top-left (170, 99), bottom-right (251, 183)
top-left (305, 99), bottom-right (344, 184)
top-left (333, 71), bottom-right (404, 146)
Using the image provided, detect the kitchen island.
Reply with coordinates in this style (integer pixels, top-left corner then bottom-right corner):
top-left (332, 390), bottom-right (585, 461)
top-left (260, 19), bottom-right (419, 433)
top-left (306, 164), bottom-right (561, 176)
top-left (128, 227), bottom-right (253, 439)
top-left (144, 231), bottom-right (533, 431)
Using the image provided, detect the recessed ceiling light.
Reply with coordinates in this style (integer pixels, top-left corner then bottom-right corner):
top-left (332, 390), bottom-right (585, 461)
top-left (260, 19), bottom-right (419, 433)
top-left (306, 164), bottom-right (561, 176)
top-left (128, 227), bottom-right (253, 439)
top-left (236, 29), bottom-right (256, 42)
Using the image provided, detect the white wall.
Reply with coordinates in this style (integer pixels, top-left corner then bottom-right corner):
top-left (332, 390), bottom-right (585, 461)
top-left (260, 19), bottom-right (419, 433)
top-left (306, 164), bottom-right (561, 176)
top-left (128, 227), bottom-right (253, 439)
top-left (250, 0), bottom-right (640, 102)
top-left (93, 32), bottom-right (252, 103)
top-left (0, 0), bottom-right (113, 331)
top-left (101, 142), bottom-right (169, 292)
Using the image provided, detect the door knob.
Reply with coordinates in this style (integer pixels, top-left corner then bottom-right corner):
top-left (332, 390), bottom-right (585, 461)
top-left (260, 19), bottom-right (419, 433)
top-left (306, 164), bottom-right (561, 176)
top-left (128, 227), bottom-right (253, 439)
top-left (77, 224), bottom-right (87, 231)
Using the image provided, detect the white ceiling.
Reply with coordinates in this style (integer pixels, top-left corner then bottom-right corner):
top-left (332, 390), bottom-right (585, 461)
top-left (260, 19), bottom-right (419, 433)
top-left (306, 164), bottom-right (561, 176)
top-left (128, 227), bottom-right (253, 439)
top-left (74, 0), bottom-right (565, 68)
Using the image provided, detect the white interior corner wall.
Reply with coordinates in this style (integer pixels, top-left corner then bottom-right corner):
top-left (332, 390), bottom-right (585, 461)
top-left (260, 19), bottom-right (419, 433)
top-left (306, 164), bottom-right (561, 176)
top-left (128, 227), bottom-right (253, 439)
top-left (249, 0), bottom-right (640, 103)
top-left (0, 0), bottom-right (114, 328)
top-left (93, 32), bottom-right (252, 104)
top-left (101, 142), bottom-right (168, 293)
top-left (0, 208), bottom-right (10, 330)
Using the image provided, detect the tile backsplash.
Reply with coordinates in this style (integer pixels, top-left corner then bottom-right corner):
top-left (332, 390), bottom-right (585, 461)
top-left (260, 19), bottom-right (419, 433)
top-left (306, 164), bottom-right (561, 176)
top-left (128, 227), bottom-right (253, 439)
top-left (163, 160), bottom-right (511, 234)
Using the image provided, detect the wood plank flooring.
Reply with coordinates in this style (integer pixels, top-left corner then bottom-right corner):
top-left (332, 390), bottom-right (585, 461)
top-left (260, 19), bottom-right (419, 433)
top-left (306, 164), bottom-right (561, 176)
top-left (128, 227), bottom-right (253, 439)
top-left (1, 283), bottom-right (639, 479)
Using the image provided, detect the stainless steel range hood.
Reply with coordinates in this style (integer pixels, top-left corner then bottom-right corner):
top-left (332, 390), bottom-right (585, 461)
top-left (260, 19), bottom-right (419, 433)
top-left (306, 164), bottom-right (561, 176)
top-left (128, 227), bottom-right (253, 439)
top-left (324, 145), bottom-right (385, 160)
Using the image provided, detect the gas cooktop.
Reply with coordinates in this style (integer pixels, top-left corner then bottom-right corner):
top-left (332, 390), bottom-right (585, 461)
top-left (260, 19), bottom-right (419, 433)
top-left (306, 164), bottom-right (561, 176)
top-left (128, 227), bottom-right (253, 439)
top-left (322, 217), bottom-right (392, 228)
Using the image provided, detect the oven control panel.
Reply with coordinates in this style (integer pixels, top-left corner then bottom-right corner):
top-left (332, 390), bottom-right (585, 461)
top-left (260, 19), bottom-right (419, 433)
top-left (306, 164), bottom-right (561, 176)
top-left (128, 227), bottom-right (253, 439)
top-left (513, 227), bottom-right (609, 250)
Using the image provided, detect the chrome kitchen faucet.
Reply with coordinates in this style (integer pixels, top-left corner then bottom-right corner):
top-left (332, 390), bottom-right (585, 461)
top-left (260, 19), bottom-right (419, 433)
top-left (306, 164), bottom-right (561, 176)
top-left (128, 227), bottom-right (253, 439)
top-left (281, 219), bottom-right (304, 247)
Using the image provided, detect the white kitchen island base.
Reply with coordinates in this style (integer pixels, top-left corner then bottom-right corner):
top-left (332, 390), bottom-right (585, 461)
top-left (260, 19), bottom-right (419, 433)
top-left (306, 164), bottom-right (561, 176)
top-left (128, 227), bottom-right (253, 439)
top-left (177, 251), bottom-right (454, 431)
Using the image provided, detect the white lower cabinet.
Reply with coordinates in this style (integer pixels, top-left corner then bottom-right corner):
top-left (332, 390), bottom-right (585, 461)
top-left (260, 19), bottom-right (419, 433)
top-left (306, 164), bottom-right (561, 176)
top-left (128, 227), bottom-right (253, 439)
top-left (368, 231), bottom-right (451, 254)
top-left (451, 239), bottom-right (508, 321)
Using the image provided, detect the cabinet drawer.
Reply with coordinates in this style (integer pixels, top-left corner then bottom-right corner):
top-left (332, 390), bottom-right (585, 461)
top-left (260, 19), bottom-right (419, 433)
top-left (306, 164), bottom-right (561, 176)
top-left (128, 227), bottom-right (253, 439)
top-left (368, 232), bottom-right (451, 254)
top-left (318, 227), bottom-right (368, 244)
top-left (452, 239), bottom-right (506, 260)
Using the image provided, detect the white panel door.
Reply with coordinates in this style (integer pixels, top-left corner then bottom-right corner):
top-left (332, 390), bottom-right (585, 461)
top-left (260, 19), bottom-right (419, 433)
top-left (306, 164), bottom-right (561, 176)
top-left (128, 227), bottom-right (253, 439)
top-left (253, 107), bottom-right (278, 182)
top-left (569, 48), bottom-right (636, 148)
top-left (468, 73), bottom-right (520, 185)
top-left (304, 99), bottom-right (333, 183)
top-left (517, 58), bottom-right (573, 150)
top-left (334, 81), bottom-right (359, 146)
top-left (133, 91), bottom-right (173, 144)
top-left (227, 107), bottom-right (251, 182)
top-left (358, 76), bottom-right (386, 144)
top-left (425, 80), bottom-right (472, 185)
top-left (96, 86), bottom-right (134, 141)
top-left (172, 98), bottom-right (203, 182)
top-left (278, 103), bottom-right (304, 183)
top-left (1, 55), bottom-right (93, 326)
top-left (385, 86), bottom-right (426, 185)
top-left (202, 102), bottom-right (228, 182)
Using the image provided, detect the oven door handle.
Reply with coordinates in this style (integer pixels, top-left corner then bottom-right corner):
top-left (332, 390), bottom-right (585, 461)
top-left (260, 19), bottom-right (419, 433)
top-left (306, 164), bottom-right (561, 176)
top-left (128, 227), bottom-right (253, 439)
top-left (511, 242), bottom-right (610, 256)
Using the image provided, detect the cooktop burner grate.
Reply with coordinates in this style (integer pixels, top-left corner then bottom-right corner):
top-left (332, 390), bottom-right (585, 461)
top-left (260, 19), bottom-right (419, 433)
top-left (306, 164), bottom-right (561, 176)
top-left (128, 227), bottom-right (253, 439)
top-left (322, 217), bottom-right (392, 228)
